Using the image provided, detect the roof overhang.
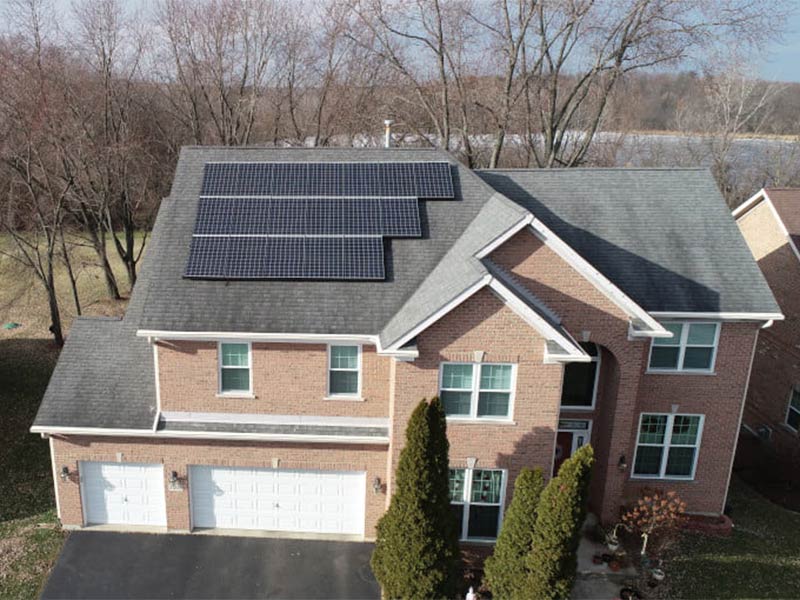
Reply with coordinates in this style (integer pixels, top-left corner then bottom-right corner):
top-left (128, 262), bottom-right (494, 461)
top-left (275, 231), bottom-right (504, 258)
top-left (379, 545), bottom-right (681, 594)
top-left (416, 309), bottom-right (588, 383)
top-left (649, 311), bottom-right (784, 322)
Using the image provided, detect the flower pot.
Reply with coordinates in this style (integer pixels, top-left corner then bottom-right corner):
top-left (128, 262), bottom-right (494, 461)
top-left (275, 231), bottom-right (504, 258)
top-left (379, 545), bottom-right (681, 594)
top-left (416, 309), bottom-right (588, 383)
top-left (592, 554), bottom-right (604, 565)
top-left (651, 568), bottom-right (666, 581)
top-left (607, 541), bottom-right (620, 552)
top-left (608, 560), bottom-right (621, 572)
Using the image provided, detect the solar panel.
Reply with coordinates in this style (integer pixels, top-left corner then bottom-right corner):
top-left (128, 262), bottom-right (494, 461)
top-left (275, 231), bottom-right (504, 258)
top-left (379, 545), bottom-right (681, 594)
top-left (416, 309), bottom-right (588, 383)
top-left (193, 197), bottom-right (421, 237)
top-left (185, 235), bottom-right (384, 280)
top-left (200, 162), bottom-right (453, 198)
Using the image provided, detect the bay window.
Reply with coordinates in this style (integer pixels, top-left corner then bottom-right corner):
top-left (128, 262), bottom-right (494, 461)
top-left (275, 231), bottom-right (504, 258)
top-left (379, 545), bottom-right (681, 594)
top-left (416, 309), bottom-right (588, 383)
top-left (439, 362), bottom-right (515, 420)
top-left (633, 413), bottom-right (704, 479)
top-left (449, 468), bottom-right (505, 540)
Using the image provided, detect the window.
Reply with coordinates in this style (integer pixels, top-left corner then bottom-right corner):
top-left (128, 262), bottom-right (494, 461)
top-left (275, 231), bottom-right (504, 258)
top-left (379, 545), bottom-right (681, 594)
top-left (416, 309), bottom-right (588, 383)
top-left (648, 322), bottom-right (719, 372)
top-left (219, 342), bottom-right (251, 394)
top-left (449, 468), bottom-right (505, 540)
top-left (328, 345), bottom-right (361, 397)
top-left (633, 413), bottom-right (704, 479)
top-left (561, 343), bottom-right (600, 409)
top-left (787, 388), bottom-right (800, 432)
top-left (439, 363), bottom-right (515, 419)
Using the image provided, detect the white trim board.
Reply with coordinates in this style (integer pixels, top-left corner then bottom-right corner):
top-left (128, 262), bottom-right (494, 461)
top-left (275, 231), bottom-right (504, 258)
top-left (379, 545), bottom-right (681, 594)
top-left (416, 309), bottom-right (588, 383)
top-left (650, 311), bottom-right (783, 321)
top-left (30, 425), bottom-right (389, 445)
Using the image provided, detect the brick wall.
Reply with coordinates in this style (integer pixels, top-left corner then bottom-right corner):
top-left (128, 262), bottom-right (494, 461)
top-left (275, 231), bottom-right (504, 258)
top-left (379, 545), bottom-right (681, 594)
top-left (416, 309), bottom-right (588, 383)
top-left (157, 342), bottom-right (390, 418)
top-left (51, 436), bottom-right (388, 538)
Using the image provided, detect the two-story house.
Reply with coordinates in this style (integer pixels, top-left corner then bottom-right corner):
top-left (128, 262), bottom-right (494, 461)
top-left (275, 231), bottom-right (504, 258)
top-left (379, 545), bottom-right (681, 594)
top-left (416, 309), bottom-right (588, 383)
top-left (32, 148), bottom-right (780, 543)
top-left (734, 188), bottom-right (800, 466)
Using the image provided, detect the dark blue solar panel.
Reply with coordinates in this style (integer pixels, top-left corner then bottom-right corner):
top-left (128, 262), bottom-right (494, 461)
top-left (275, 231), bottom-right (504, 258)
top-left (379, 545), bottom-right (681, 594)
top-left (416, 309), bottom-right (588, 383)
top-left (201, 162), bottom-right (453, 198)
top-left (193, 198), bottom-right (421, 237)
top-left (185, 235), bottom-right (384, 280)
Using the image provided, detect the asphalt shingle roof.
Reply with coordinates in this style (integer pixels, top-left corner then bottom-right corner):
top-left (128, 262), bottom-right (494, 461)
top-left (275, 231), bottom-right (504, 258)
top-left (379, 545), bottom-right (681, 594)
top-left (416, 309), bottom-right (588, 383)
top-left (478, 168), bottom-right (780, 314)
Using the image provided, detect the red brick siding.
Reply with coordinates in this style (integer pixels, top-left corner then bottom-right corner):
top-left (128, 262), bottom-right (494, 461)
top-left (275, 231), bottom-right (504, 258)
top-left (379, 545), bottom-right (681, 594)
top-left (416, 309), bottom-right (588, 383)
top-left (51, 436), bottom-right (388, 538)
top-left (158, 342), bottom-right (390, 417)
top-left (736, 199), bottom-right (800, 465)
top-left (389, 287), bottom-right (564, 511)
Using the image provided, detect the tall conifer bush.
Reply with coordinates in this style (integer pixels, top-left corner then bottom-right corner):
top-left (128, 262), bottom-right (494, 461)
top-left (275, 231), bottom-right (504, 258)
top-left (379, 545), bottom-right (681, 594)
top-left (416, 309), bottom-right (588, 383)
top-left (527, 445), bottom-right (594, 600)
top-left (371, 398), bottom-right (461, 599)
top-left (484, 467), bottom-right (546, 599)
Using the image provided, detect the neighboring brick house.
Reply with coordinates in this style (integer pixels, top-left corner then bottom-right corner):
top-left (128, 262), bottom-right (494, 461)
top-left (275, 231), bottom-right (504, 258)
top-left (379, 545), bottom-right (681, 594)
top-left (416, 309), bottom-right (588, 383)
top-left (733, 188), bottom-right (800, 464)
top-left (32, 148), bottom-right (781, 544)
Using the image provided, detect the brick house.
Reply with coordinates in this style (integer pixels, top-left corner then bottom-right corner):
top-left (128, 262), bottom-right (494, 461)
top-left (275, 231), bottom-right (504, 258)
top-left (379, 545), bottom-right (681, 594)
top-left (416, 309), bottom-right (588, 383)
top-left (733, 188), bottom-right (800, 464)
top-left (32, 148), bottom-right (781, 543)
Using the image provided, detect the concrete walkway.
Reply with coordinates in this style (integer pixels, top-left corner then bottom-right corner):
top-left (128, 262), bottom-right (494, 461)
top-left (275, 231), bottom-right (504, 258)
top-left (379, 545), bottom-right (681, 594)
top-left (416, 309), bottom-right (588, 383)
top-left (571, 533), bottom-right (639, 600)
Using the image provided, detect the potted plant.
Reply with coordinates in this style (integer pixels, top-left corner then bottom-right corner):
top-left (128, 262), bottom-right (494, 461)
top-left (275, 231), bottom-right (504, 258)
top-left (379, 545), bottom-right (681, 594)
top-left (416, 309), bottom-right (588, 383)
top-left (605, 522), bottom-right (628, 552)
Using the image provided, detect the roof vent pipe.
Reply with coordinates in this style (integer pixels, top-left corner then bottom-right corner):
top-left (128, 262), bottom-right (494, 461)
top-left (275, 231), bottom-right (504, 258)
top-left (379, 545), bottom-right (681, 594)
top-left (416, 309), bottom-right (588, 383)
top-left (384, 120), bottom-right (393, 148)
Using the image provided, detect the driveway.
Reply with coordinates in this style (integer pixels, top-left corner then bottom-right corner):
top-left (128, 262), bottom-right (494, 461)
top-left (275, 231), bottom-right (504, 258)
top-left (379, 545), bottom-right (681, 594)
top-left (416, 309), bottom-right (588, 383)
top-left (41, 531), bottom-right (380, 599)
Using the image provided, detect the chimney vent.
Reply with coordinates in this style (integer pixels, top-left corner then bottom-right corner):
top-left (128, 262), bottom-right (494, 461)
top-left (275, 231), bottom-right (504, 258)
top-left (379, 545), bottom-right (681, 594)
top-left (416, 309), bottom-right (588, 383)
top-left (383, 119), bottom-right (394, 148)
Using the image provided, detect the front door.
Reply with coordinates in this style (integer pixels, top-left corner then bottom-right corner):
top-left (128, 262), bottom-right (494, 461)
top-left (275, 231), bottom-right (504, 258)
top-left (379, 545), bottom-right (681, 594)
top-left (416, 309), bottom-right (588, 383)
top-left (554, 419), bottom-right (593, 475)
top-left (554, 431), bottom-right (573, 475)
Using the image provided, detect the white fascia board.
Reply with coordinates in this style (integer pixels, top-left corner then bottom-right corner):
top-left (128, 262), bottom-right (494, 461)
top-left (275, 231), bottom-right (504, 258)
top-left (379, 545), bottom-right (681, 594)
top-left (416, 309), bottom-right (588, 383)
top-left (649, 311), bottom-right (785, 321)
top-left (732, 189), bottom-right (766, 218)
top-left (385, 274), bottom-right (493, 352)
top-left (487, 278), bottom-right (588, 360)
top-left (138, 329), bottom-right (417, 359)
top-left (30, 425), bottom-right (389, 445)
top-left (474, 213), bottom-right (534, 259)
top-left (527, 221), bottom-right (669, 337)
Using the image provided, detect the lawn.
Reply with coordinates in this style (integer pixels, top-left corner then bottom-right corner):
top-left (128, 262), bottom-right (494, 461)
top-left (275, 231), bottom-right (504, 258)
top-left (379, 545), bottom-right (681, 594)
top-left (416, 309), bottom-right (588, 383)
top-left (669, 477), bottom-right (800, 599)
top-left (0, 233), bottom-right (142, 598)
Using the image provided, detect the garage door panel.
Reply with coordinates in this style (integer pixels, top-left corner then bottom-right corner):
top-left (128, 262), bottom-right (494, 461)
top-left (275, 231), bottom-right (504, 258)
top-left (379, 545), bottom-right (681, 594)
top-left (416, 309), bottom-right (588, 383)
top-left (80, 462), bottom-right (167, 527)
top-left (189, 466), bottom-right (365, 535)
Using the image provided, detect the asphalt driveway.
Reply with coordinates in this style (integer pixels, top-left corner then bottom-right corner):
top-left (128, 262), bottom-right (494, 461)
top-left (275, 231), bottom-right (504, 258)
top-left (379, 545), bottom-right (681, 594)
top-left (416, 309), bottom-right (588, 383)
top-left (41, 531), bottom-right (379, 599)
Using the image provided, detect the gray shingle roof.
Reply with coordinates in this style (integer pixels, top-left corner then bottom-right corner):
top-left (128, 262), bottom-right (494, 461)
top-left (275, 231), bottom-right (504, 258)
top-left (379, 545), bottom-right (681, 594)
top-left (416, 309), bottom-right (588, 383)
top-left (478, 168), bottom-right (780, 314)
top-left (138, 147), bottom-right (501, 336)
top-left (158, 419), bottom-right (389, 440)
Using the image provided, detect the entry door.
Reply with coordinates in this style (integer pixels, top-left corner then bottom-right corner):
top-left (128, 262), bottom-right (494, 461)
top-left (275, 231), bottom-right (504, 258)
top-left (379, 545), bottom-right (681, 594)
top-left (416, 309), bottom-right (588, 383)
top-left (80, 462), bottom-right (167, 527)
top-left (189, 466), bottom-right (366, 535)
top-left (554, 431), bottom-right (573, 475)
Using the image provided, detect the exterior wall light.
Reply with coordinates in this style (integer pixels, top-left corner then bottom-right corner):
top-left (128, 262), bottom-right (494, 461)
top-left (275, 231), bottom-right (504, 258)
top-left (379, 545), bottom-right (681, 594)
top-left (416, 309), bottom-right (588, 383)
top-left (372, 477), bottom-right (382, 494)
top-left (169, 471), bottom-right (179, 484)
top-left (60, 466), bottom-right (69, 482)
top-left (618, 455), bottom-right (628, 471)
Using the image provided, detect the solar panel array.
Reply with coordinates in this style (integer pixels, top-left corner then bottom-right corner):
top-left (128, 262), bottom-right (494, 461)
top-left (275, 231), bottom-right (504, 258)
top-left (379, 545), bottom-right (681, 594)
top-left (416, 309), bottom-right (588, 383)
top-left (194, 197), bottom-right (421, 237)
top-left (201, 161), bottom-right (454, 198)
top-left (185, 160), bottom-right (455, 280)
top-left (186, 236), bottom-right (385, 280)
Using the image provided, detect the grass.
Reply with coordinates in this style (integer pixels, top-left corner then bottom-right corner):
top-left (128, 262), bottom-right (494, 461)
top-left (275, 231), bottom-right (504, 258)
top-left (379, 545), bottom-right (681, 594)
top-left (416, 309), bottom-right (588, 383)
top-left (669, 477), bottom-right (800, 599)
top-left (0, 233), bottom-right (143, 598)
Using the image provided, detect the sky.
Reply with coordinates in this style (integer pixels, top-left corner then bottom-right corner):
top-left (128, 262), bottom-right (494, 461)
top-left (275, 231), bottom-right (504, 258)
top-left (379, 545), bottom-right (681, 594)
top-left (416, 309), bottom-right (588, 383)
top-left (761, 10), bottom-right (800, 82)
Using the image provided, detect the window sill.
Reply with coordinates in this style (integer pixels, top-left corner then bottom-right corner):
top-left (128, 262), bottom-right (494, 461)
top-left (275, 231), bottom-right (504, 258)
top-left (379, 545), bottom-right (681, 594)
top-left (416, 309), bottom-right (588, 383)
top-left (215, 392), bottom-right (256, 399)
top-left (780, 423), bottom-right (799, 434)
top-left (446, 418), bottom-right (516, 426)
top-left (629, 475), bottom-right (696, 483)
top-left (459, 538), bottom-right (497, 545)
top-left (560, 405), bottom-right (595, 412)
top-left (645, 369), bottom-right (716, 376)
top-left (323, 396), bottom-right (364, 402)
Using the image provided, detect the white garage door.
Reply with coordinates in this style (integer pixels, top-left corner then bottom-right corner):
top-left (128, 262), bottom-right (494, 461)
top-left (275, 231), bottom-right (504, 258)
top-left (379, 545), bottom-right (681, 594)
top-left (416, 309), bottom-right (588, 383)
top-left (80, 462), bottom-right (167, 527)
top-left (189, 466), bottom-right (366, 536)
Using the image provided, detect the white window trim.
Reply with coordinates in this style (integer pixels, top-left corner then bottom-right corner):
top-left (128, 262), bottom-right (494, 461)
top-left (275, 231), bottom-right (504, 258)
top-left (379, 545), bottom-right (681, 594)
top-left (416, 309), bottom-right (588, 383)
top-left (631, 412), bottom-right (705, 481)
top-left (450, 467), bottom-right (507, 542)
top-left (217, 341), bottom-right (253, 397)
top-left (646, 322), bottom-right (720, 374)
top-left (786, 387), bottom-right (800, 433)
top-left (561, 345), bottom-right (601, 411)
top-left (438, 362), bottom-right (517, 422)
top-left (326, 344), bottom-right (362, 400)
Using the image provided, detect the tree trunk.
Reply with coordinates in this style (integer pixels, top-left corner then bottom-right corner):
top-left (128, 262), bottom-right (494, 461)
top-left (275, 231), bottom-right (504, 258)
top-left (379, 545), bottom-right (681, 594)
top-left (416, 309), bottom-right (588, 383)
top-left (60, 228), bottom-right (81, 316)
top-left (44, 261), bottom-right (64, 347)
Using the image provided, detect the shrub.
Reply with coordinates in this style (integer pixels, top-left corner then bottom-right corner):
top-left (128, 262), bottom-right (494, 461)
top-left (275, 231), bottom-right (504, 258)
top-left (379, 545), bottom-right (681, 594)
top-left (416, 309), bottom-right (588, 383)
top-left (621, 489), bottom-right (686, 556)
top-left (370, 398), bottom-right (461, 599)
top-left (527, 445), bottom-right (594, 600)
top-left (484, 467), bottom-right (546, 599)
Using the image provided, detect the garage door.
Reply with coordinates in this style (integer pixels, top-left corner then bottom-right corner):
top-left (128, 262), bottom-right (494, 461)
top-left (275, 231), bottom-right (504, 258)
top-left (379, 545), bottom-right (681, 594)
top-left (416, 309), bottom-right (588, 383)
top-left (80, 462), bottom-right (167, 527)
top-left (189, 466), bottom-right (366, 535)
